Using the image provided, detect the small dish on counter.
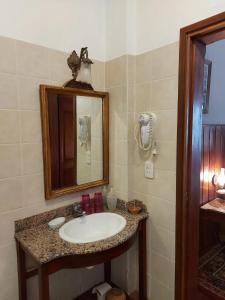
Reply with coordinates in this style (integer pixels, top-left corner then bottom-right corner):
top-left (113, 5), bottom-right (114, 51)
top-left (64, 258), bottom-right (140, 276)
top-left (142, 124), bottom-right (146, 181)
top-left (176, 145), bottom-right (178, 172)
top-left (127, 199), bottom-right (143, 215)
top-left (128, 206), bottom-right (142, 215)
top-left (48, 217), bottom-right (65, 230)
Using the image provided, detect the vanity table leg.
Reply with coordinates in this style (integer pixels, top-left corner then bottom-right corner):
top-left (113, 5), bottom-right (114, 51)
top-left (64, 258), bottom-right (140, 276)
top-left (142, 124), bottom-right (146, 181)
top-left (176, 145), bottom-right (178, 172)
top-left (16, 241), bottom-right (27, 300)
top-left (104, 261), bottom-right (111, 283)
top-left (138, 219), bottom-right (147, 300)
top-left (38, 265), bottom-right (50, 300)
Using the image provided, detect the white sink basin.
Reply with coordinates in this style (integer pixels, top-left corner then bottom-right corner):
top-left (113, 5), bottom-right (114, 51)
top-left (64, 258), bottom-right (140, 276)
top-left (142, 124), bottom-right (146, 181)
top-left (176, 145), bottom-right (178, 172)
top-left (59, 212), bottom-right (126, 244)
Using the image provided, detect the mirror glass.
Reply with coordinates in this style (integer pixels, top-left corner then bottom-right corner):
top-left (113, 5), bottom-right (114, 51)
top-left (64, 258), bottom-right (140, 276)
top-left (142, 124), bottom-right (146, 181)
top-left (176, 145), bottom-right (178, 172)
top-left (41, 86), bottom-right (108, 199)
top-left (76, 96), bottom-right (103, 185)
top-left (48, 92), bottom-right (103, 189)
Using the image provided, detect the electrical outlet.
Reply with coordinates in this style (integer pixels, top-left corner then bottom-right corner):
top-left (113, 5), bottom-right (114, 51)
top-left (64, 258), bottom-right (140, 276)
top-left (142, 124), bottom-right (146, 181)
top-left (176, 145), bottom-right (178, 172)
top-left (145, 160), bottom-right (154, 179)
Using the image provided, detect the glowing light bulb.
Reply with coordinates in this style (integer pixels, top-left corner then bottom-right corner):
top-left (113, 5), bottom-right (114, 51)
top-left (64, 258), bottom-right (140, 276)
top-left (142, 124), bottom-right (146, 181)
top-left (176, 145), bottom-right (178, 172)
top-left (217, 168), bottom-right (225, 188)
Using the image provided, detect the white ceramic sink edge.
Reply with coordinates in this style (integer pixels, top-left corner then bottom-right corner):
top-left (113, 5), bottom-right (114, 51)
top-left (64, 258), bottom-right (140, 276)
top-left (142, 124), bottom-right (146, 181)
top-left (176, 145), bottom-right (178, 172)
top-left (59, 212), bottom-right (127, 244)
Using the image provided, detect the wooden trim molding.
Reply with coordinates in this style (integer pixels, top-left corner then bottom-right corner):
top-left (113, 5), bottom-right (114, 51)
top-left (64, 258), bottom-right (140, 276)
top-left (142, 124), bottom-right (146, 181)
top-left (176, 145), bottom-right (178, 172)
top-left (40, 85), bottom-right (109, 199)
top-left (176, 11), bottom-right (225, 300)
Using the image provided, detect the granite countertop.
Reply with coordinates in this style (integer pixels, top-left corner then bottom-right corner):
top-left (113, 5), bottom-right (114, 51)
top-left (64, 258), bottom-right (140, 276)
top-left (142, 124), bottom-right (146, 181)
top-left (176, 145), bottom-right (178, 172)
top-left (15, 201), bottom-right (148, 264)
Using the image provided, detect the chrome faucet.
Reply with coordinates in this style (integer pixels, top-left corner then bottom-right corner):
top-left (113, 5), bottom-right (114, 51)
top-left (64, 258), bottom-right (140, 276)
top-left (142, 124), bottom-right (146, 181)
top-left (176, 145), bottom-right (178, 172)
top-left (73, 203), bottom-right (86, 218)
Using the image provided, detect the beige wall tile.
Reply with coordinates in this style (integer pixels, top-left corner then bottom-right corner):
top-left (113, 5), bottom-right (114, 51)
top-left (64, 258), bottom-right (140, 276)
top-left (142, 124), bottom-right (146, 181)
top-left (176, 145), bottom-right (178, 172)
top-left (22, 143), bottom-right (43, 175)
top-left (151, 224), bottom-right (175, 261)
top-left (128, 84), bottom-right (135, 113)
top-left (135, 83), bottom-right (151, 113)
top-left (0, 110), bottom-right (20, 143)
top-left (0, 244), bottom-right (17, 281)
top-left (0, 210), bottom-right (24, 246)
top-left (110, 164), bottom-right (128, 197)
top-left (148, 170), bottom-right (176, 202)
top-left (110, 110), bottom-right (128, 140)
top-left (49, 49), bottom-right (71, 83)
top-left (0, 36), bottom-right (16, 74)
top-left (127, 55), bottom-right (136, 84)
top-left (0, 178), bottom-right (23, 213)
top-left (16, 41), bottom-right (50, 79)
top-left (108, 85), bottom-right (127, 114)
top-left (128, 139), bottom-right (151, 167)
top-left (128, 113), bottom-right (135, 141)
top-left (150, 251), bottom-right (175, 288)
top-left (0, 275), bottom-right (18, 300)
top-left (169, 203), bottom-right (176, 233)
top-left (150, 277), bottom-right (174, 300)
top-left (110, 138), bottom-right (128, 166)
top-left (152, 42), bottom-right (179, 80)
top-left (21, 111), bottom-right (42, 143)
top-left (0, 145), bottom-right (21, 179)
top-left (0, 73), bottom-right (18, 109)
top-left (106, 56), bottom-right (126, 87)
top-left (129, 163), bottom-right (149, 195)
top-left (150, 196), bottom-right (172, 230)
top-left (154, 140), bottom-right (176, 171)
top-left (151, 76), bottom-right (178, 111)
top-left (154, 110), bottom-right (177, 141)
top-left (18, 76), bottom-right (41, 110)
top-left (22, 174), bottom-right (45, 205)
top-left (92, 60), bottom-right (105, 90)
top-left (136, 51), bottom-right (152, 84)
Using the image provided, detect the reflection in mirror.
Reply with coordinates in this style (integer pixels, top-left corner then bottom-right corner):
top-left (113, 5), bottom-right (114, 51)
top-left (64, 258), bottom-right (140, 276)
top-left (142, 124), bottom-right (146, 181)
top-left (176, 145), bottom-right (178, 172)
top-left (40, 85), bottom-right (109, 199)
top-left (48, 93), bottom-right (103, 189)
top-left (76, 96), bottom-right (103, 184)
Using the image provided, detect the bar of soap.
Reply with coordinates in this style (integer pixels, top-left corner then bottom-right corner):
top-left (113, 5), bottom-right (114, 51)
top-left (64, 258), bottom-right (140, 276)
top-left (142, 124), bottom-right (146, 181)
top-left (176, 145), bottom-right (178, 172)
top-left (48, 217), bottom-right (65, 230)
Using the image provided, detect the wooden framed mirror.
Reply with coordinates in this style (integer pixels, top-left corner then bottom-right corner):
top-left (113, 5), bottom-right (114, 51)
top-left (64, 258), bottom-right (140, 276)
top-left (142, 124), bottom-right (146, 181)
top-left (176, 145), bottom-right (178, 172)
top-left (40, 85), bottom-right (109, 199)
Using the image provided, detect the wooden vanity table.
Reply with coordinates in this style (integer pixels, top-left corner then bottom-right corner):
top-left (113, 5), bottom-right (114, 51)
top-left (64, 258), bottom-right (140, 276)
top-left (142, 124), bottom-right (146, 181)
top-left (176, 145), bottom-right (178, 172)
top-left (15, 205), bottom-right (148, 300)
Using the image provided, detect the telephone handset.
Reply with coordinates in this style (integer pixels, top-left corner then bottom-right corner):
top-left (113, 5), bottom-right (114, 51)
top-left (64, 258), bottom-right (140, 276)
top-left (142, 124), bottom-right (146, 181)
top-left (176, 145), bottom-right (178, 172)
top-left (134, 112), bottom-right (157, 151)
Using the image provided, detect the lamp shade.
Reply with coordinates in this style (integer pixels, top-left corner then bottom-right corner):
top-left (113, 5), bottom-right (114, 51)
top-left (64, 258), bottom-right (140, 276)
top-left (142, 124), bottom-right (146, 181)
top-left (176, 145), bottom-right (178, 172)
top-left (217, 168), bottom-right (225, 188)
top-left (77, 62), bottom-right (92, 85)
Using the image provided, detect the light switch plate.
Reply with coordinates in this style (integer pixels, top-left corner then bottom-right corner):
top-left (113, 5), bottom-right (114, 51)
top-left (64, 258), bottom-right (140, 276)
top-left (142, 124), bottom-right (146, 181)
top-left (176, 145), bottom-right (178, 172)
top-left (145, 160), bottom-right (154, 179)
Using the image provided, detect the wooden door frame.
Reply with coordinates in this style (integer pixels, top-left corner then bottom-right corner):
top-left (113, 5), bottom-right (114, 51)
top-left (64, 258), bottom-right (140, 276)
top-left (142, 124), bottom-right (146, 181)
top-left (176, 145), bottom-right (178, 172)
top-left (176, 11), bottom-right (225, 300)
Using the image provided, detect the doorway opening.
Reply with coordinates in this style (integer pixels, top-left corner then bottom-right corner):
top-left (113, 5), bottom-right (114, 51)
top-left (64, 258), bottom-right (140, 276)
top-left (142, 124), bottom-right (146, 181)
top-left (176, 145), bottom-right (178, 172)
top-left (176, 12), bottom-right (225, 300)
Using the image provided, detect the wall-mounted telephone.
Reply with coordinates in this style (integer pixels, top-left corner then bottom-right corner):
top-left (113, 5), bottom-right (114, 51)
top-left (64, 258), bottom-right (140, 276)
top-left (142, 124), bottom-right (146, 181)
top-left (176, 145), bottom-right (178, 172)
top-left (134, 112), bottom-right (157, 151)
top-left (79, 115), bottom-right (91, 149)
